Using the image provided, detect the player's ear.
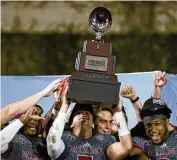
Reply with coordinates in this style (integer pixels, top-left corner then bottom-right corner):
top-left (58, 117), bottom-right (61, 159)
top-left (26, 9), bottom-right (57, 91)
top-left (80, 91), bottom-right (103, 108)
top-left (166, 119), bottom-right (169, 126)
top-left (92, 123), bottom-right (95, 129)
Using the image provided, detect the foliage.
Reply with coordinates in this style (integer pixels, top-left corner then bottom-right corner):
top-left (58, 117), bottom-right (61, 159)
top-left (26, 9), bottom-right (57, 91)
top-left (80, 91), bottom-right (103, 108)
top-left (2, 33), bottom-right (177, 75)
top-left (1, 1), bottom-right (177, 33)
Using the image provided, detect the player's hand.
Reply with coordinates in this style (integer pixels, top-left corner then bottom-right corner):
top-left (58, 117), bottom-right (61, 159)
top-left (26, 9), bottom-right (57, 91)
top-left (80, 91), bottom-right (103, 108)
top-left (121, 85), bottom-right (137, 101)
top-left (70, 114), bottom-right (85, 128)
top-left (40, 79), bottom-right (63, 97)
top-left (154, 71), bottom-right (167, 87)
top-left (71, 114), bottom-right (88, 136)
top-left (60, 78), bottom-right (69, 106)
top-left (55, 77), bottom-right (68, 101)
top-left (19, 107), bottom-right (45, 125)
top-left (53, 77), bottom-right (69, 110)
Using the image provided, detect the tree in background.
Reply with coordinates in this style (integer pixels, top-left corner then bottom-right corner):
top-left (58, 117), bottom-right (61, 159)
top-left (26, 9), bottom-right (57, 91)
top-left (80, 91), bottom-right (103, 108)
top-left (1, 1), bottom-right (177, 75)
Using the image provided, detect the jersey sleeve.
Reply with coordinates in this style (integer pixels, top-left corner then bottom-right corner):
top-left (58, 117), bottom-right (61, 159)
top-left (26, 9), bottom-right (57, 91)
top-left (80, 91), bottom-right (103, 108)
top-left (105, 135), bottom-right (117, 148)
top-left (132, 136), bottom-right (145, 152)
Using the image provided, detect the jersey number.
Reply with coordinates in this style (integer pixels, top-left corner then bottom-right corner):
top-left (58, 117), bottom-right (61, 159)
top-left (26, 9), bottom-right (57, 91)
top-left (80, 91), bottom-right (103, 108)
top-left (78, 155), bottom-right (93, 160)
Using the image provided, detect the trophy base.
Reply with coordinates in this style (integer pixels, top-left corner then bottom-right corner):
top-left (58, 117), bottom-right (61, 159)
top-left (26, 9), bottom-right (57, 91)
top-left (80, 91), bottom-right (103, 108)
top-left (68, 71), bottom-right (121, 106)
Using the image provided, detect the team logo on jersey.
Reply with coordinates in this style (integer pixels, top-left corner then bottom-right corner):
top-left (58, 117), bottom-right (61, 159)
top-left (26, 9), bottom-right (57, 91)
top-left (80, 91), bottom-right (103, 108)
top-left (19, 137), bottom-right (26, 144)
top-left (49, 135), bottom-right (56, 144)
top-left (160, 143), bottom-right (168, 148)
top-left (117, 122), bottom-right (121, 129)
top-left (83, 142), bottom-right (91, 147)
top-left (144, 140), bottom-right (153, 146)
top-left (68, 135), bottom-right (75, 141)
top-left (96, 135), bottom-right (103, 141)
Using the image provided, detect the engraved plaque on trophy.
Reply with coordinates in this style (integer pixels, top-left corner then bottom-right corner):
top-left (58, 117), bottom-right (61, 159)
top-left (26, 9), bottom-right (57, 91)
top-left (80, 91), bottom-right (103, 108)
top-left (68, 7), bottom-right (121, 106)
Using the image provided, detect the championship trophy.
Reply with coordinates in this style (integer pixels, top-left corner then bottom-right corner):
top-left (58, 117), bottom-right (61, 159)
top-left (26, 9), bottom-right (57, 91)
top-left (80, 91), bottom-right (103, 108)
top-left (68, 7), bottom-right (121, 106)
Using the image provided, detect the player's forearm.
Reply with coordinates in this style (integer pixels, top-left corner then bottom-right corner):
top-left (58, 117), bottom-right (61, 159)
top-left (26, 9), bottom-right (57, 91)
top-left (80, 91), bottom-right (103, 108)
top-left (49, 100), bottom-right (62, 120)
top-left (131, 100), bottom-right (143, 122)
top-left (119, 134), bottom-right (132, 154)
top-left (47, 112), bottom-right (68, 159)
top-left (108, 137), bottom-right (132, 160)
top-left (1, 119), bottom-right (23, 148)
top-left (114, 112), bottom-right (132, 152)
top-left (59, 103), bottom-right (69, 113)
top-left (44, 105), bottom-right (54, 123)
top-left (1, 91), bottom-right (44, 125)
top-left (152, 86), bottom-right (162, 98)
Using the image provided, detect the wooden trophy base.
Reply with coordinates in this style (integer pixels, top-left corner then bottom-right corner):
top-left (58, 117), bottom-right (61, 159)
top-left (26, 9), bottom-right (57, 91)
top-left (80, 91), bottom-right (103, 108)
top-left (68, 71), bottom-right (121, 105)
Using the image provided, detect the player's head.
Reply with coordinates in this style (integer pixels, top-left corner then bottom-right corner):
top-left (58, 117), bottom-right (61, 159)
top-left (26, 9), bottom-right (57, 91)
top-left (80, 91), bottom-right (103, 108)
top-left (24, 105), bottom-right (43, 136)
top-left (95, 107), bottom-right (113, 135)
top-left (141, 98), bottom-right (172, 144)
top-left (69, 103), bottom-right (94, 129)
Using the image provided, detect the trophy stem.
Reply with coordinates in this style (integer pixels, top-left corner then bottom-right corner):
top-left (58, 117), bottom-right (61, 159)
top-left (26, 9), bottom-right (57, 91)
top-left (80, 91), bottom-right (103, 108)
top-left (96, 32), bottom-right (102, 40)
top-left (95, 32), bottom-right (104, 42)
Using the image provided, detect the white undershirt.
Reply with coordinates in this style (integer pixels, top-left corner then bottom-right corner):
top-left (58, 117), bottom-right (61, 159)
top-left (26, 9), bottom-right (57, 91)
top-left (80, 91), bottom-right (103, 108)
top-left (47, 112), bottom-right (68, 160)
top-left (0, 119), bottom-right (23, 153)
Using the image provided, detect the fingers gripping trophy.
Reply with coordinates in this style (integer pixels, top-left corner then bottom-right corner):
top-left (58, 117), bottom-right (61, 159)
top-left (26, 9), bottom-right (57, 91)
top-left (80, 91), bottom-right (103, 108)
top-left (68, 7), bottom-right (121, 107)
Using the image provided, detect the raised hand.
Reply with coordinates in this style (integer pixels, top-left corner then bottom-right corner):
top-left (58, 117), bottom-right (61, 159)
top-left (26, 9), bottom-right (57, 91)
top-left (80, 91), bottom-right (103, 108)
top-left (60, 77), bottom-right (69, 105)
top-left (55, 77), bottom-right (69, 101)
top-left (120, 85), bottom-right (137, 101)
top-left (19, 107), bottom-right (45, 125)
top-left (40, 79), bottom-right (63, 97)
top-left (154, 71), bottom-right (167, 87)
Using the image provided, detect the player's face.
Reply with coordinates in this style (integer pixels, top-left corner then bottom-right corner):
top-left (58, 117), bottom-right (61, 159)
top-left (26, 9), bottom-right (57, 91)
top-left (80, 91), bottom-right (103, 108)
top-left (24, 107), bottom-right (43, 136)
top-left (96, 110), bottom-right (113, 135)
top-left (144, 119), bottom-right (169, 144)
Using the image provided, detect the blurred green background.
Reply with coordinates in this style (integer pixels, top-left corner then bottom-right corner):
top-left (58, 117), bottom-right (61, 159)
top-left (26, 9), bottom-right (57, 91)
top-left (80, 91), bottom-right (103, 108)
top-left (2, 1), bottom-right (177, 75)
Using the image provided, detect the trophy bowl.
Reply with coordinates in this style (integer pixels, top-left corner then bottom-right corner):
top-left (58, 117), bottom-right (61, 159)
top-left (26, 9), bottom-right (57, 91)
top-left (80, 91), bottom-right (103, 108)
top-left (89, 7), bottom-right (112, 40)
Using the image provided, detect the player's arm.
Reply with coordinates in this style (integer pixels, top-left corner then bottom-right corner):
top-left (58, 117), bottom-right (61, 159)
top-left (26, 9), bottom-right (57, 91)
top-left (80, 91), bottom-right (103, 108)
top-left (127, 136), bottom-right (149, 159)
top-left (152, 71), bottom-right (167, 98)
top-left (1, 107), bottom-right (44, 154)
top-left (129, 147), bottom-right (149, 160)
top-left (44, 77), bottom-right (69, 138)
top-left (42, 98), bottom-right (62, 138)
top-left (121, 85), bottom-right (143, 122)
top-left (0, 79), bottom-right (62, 126)
top-left (108, 97), bottom-right (132, 160)
top-left (47, 79), bottom-right (69, 159)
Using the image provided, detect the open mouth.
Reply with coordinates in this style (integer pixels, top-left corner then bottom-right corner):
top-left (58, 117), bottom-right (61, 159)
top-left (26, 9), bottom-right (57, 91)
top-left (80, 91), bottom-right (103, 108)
top-left (151, 134), bottom-right (160, 142)
top-left (28, 125), bottom-right (37, 132)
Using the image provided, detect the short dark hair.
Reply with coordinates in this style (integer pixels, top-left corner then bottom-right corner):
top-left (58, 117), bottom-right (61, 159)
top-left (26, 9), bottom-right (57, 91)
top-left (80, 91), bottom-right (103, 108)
top-left (96, 107), bottom-right (113, 116)
top-left (69, 103), bottom-right (94, 125)
top-left (35, 104), bottom-right (43, 114)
